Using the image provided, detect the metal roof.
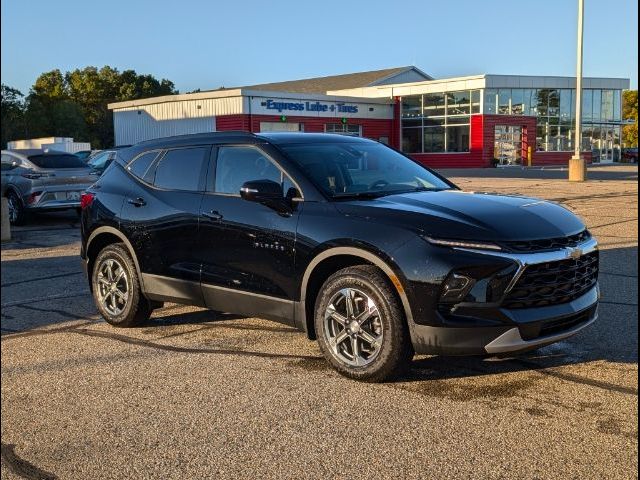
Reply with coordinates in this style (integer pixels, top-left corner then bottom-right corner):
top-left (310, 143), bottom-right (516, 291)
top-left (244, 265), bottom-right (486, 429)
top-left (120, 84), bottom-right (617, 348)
top-left (236, 66), bottom-right (432, 94)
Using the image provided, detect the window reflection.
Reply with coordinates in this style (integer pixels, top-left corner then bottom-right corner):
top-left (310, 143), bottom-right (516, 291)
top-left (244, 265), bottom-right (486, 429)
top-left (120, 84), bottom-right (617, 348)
top-left (401, 86), bottom-right (622, 157)
top-left (401, 90), bottom-right (478, 153)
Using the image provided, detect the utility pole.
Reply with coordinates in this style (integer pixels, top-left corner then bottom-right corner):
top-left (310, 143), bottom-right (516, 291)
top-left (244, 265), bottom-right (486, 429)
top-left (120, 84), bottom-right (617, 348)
top-left (569, 0), bottom-right (586, 181)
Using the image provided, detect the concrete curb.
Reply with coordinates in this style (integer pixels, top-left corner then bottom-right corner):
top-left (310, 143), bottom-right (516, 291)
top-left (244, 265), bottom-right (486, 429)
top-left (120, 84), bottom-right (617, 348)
top-left (1, 197), bottom-right (11, 241)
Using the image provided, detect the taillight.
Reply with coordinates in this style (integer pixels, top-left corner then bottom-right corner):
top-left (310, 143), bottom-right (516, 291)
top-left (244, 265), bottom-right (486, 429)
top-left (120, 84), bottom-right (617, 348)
top-left (80, 192), bottom-right (95, 210)
top-left (27, 191), bottom-right (43, 204)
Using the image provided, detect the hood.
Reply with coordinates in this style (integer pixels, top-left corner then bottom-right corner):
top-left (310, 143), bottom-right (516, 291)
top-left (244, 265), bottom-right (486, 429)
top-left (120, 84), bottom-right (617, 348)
top-left (333, 190), bottom-right (586, 242)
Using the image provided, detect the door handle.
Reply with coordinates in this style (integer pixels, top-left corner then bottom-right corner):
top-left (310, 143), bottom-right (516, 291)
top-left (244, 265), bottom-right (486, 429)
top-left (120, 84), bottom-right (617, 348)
top-left (126, 197), bottom-right (146, 207)
top-left (202, 210), bottom-right (223, 221)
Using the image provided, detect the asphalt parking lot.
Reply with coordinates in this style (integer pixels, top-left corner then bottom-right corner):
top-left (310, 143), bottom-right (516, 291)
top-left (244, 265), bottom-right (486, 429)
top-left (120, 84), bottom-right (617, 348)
top-left (1, 165), bottom-right (638, 479)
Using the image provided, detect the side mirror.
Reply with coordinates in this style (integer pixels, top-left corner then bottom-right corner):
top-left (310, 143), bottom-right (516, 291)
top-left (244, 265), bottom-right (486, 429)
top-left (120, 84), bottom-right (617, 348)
top-left (240, 179), bottom-right (284, 203)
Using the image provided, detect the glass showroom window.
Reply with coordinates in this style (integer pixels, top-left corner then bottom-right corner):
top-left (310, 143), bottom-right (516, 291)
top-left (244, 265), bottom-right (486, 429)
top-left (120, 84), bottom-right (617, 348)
top-left (601, 90), bottom-right (614, 122)
top-left (524, 89), bottom-right (536, 115)
top-left (424, 93), bottom-right (446, 117)
top-left (402, 96), bottom-right (422, 119)
top-left (471, 90), bottom-right (481, 113)
top-left (424, 127), bottom-right (445, 153)
top-left (402, 127), bottom-right (422, 153)
top-left (548, 90), bottom-right (560, 117)
top-left (613, 126), bottom-right (621, 160)
top-left (511, 89), bottom-right (524, 115)
top-left (325, 124), bottom-right (362, 136)
top-left (592, 90), bottom-right (602, 122)
top-left (401, 95), bottom-right (423, 152)
top-left (447, 91), bottom-right (470, 115)
top-left (559, 90), bottom-right (572, 122)
top-left (424, 117), bottom-right (445, 153)
top-left (484, 90), bottom-right (497, 114)
top-left (401, 91), bottom-right (476, 153)
top-left (498, 90), bottom-right (511, 114)
top-left (582, 90), bottom-right (593, 122)
top-left (447, 125), bottom-right (470, 152)
top-left (536, 89), bottom-right (551, 117)
top-left (613, 90), bottom-right (621, 120)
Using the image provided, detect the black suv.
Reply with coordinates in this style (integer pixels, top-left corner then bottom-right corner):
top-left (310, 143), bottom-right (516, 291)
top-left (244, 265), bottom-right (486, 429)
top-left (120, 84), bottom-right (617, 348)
top-left (80, 132), bottom-right (599, 381)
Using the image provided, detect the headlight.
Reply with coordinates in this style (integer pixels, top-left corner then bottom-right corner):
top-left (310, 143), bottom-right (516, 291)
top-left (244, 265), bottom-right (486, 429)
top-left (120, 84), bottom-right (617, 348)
top-left (424, 236), bottom-right (503, 251)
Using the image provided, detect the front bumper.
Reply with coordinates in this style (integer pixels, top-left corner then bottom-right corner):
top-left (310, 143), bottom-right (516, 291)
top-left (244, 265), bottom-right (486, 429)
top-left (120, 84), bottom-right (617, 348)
top-left (411, 284), bottom-right (599, 355)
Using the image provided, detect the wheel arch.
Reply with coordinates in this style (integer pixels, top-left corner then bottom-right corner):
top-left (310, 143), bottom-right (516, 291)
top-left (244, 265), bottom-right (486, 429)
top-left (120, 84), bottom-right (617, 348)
top-left (3, 184), bottom-right (23, 201)
top-left (86, 226), bottom-right (144, 292)
top-left (299, 246), bottom-right (415, 340)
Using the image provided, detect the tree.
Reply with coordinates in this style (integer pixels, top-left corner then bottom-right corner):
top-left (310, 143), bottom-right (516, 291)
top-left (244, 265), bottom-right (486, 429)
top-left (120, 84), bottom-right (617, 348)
top-left (1, 84), bottom-right (26, 148)
top-left (18, 66), bottom-right (178, 149)
top-left (622, 90), bottom-right (638, 147)
top-left (24, 69), bottom-right (87, 142)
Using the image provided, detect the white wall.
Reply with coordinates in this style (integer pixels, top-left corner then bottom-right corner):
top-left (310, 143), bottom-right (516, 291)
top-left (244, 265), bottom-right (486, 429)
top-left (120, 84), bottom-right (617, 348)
top-left (113, 96), bottom-right (242, 145)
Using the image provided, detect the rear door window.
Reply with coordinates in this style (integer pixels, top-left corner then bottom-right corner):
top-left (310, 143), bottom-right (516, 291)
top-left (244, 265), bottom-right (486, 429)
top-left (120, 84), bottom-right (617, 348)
top-left (27, 154), bottom-right (88, 169)
top-left (153, 147), bottom-right (208, 191)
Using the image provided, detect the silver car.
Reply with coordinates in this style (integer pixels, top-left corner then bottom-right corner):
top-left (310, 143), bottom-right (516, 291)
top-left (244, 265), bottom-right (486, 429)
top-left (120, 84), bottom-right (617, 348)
top-left (1, 149), bottom-right (98, 225)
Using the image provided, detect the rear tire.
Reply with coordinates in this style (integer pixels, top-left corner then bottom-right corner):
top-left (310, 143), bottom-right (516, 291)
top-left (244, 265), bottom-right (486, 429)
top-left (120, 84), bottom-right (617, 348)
top-left (91, 243), bottom-right (151, 327)
top-left (6, 191), bottom-right (27, 226)
top-left (314, 265), bottom-right (413, 382)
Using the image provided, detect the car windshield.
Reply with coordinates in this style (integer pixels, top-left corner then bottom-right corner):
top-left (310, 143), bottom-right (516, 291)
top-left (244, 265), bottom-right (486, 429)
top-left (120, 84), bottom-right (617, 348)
top-left (28, 153), bottom-right (88, 169)
top-left (279, 142), bottom-right (452, 199)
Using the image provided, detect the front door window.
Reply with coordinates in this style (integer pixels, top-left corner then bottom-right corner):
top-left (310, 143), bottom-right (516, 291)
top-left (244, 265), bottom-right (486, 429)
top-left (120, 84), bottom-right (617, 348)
top-left (494, 125), bottom-right (523, 166)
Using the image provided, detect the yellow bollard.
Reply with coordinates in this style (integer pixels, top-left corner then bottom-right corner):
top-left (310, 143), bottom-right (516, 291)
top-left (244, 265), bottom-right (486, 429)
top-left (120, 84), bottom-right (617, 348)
top-left (527, 146), bottom-right (532, 167)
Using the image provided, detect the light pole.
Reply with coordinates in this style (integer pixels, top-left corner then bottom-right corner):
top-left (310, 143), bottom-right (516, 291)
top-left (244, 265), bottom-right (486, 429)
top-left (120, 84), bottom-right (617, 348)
top-left (569, 0), bottom-right (586, 181)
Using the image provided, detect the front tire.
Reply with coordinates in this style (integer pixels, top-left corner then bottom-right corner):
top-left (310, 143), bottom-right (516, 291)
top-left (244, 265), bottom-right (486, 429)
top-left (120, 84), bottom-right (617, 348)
top-left (314, 265), bottom-right (413, 382)
top-left (91, 243), bottom-right (151, 327)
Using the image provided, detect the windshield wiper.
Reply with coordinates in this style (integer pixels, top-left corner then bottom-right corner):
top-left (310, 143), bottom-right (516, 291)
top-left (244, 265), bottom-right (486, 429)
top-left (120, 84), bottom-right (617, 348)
top-left (331, 191), bottom-right (391, 200)
top-left (407, 186), bottom-right (452, 193)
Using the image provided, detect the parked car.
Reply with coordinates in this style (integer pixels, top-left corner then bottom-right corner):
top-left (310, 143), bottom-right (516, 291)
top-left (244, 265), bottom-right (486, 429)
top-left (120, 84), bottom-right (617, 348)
top-left (80, 132), bottom-right (599, 382)
top-left (1, 148), bottom-right (98, 225)
top-left (86, 149), bottom-right (117, 176)
top-left (622, 148), bottom-right (638, 163)
top-left (74, 150), bottom-right (95, 160)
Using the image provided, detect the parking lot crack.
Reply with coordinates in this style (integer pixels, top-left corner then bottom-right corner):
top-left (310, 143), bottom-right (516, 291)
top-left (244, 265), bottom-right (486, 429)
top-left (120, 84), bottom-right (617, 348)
top-left (16, 303), bottom-right (88, 321)
top-left (1, 271), bottom-right (83, 288)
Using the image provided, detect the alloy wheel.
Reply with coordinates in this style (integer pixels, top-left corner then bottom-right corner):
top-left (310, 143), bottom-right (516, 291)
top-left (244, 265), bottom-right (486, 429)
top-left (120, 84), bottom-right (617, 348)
top-left (323, 287), bottom-right (383, 367)
top-left (7, 194), bottom-right (18, 223)
top-left (96, 258), bottom-right (130, 316)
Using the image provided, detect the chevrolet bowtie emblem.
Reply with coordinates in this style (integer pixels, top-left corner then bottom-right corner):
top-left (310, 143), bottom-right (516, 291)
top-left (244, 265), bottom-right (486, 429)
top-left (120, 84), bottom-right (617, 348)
top-left (568, 247), bottom-right (583, 260)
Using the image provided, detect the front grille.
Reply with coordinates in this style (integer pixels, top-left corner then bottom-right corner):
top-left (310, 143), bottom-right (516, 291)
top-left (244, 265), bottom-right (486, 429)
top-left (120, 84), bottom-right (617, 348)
top-left (503, 230), bottom-right (591, 253)
top-left (503, 250), bottom-right (599, 309)
top-left (519, 305), bottom-right (596, 340)
top-left (538, 308), bottom-right (594, 337)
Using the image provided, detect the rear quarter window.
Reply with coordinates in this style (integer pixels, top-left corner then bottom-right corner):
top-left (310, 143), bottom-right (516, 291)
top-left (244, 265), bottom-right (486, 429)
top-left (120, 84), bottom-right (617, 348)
top-left (28, 154), bottom-right (88, 169)
top-left (127, 151), bottom-right (161, 183)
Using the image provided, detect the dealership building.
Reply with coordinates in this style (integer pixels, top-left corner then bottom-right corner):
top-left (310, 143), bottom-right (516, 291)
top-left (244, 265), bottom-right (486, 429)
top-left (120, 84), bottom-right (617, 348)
top-left (108, 66), bottom-right (630, 168)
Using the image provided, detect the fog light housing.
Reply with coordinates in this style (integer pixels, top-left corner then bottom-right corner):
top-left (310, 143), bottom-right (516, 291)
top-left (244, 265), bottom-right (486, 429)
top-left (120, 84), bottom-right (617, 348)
top-left (440, 273), bottom-right (475, 303)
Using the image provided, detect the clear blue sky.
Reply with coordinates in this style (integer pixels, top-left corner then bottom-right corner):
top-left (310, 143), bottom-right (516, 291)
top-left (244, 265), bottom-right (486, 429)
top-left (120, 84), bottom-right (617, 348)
top-left (1, 0), bottom-right (637, 95)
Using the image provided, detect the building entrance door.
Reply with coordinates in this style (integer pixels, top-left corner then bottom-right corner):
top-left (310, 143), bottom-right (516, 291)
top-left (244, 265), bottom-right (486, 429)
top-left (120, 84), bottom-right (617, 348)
top-left (494, 125), bottom-right (523, 166)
